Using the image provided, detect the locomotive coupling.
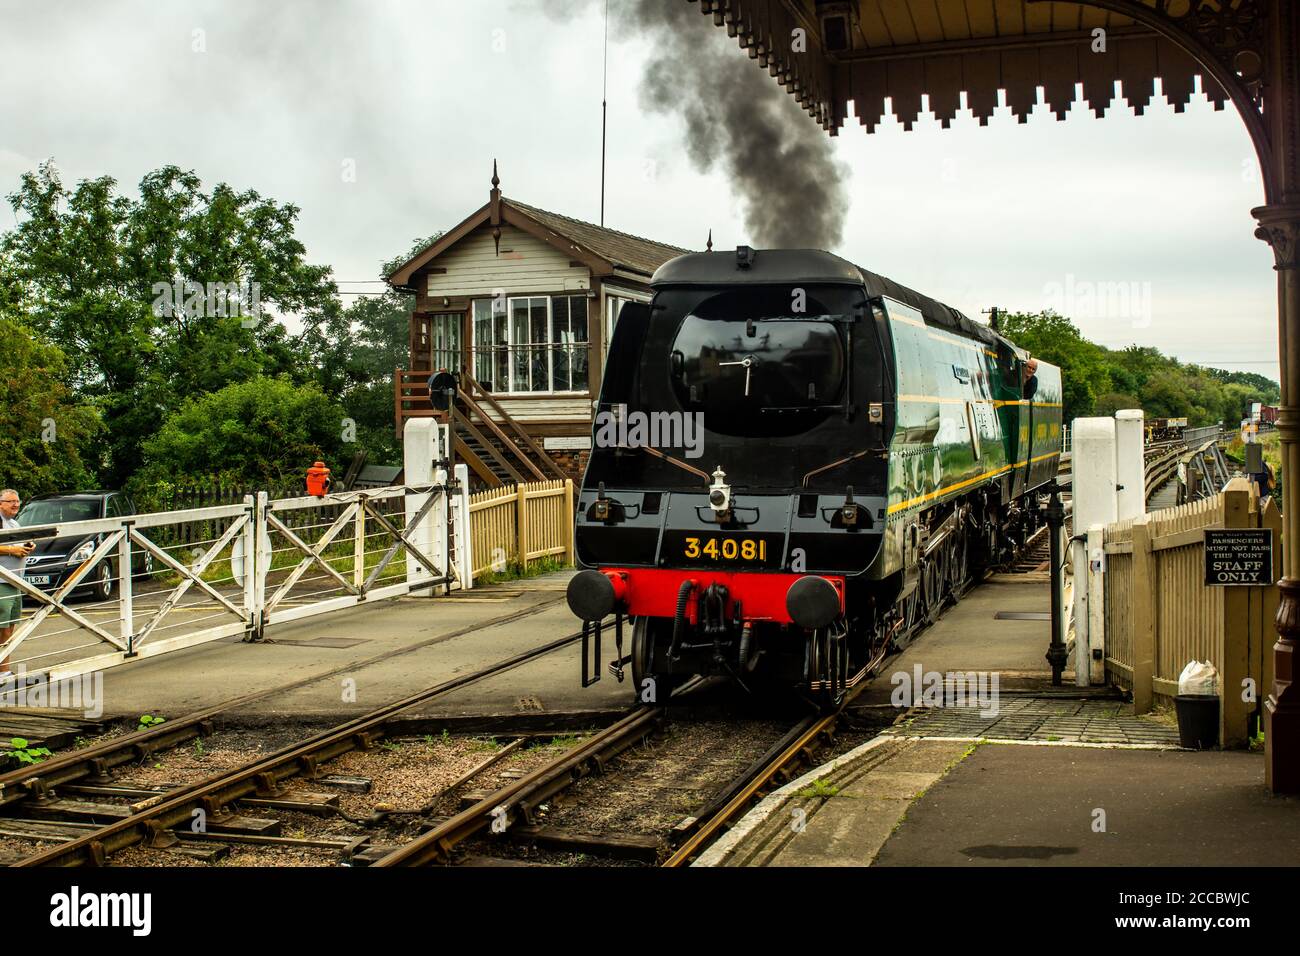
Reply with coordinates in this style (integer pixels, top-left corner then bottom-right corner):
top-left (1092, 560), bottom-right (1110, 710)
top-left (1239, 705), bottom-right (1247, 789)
top-left (566, 569), bottom-right (628, 621)
top-left (786, 576), bottom-right (843, 630)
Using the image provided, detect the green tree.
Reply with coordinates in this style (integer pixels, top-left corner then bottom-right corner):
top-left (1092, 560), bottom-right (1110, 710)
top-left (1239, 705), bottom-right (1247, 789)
top-left (132, 376), bottom-right (350, 494)
top-left (0, 315), bottom-right (100, 494)
top-left (0, 162), bottom-right (336, 486)
top-left (1093, 391), bottom-right (1143, 417)
top-left (294, 233), bottom-right (441, 464)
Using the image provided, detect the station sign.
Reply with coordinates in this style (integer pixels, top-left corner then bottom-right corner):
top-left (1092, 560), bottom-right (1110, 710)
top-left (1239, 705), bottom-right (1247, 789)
top-left (1204, 529), bottom-right (1273, 586)
top-left (543, 436), bottom-right (592, 450)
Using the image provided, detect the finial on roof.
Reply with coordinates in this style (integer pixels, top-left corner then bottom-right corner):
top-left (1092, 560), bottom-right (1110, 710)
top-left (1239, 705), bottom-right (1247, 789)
top-left (490, 159), bottom-right (502, 255)
top-left (706, 229), bottom-right (713, 252)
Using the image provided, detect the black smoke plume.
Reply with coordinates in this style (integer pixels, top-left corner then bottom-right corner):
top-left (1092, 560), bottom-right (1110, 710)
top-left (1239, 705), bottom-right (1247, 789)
top-left (626, 1), bottom-right (847, 250)
top-left (541, 0), bottom-right (849, 250)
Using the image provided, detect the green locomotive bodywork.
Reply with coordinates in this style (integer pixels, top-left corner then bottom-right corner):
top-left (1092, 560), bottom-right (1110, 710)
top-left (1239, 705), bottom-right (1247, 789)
top-left (877, 295), bottom-right (1062, 587)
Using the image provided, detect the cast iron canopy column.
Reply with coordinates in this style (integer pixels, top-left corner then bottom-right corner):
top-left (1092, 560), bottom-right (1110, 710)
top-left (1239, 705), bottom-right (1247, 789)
top-left (1255, 205), bottom-right (1300, 791)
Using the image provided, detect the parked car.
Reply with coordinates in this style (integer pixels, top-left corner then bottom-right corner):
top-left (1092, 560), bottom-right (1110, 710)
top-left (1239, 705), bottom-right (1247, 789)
top-left (17, 492), bottom-right (153, 601)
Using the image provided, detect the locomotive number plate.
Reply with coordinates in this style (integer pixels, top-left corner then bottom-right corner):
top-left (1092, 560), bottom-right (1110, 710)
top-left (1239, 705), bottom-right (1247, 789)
top-left (662, 532), bottom-right (784, 569)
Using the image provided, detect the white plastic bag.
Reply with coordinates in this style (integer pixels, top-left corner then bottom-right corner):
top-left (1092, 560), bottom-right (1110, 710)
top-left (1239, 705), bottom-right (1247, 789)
top-left (1178, 660), bottom-right (1219, 697)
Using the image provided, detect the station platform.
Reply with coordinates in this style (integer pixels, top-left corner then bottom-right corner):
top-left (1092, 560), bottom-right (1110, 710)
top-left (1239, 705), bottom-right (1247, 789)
top-left (698, 571), bottom-right (1300, 867)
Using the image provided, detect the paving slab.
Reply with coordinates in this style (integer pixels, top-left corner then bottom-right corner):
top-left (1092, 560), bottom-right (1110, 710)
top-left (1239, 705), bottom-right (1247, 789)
top-left (860, 573), bottom-right (1072, 707)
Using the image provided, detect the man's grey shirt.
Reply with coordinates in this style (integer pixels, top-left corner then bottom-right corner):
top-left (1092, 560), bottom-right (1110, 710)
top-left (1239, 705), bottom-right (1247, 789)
top-left (0, 515), bottom-right (23, 574)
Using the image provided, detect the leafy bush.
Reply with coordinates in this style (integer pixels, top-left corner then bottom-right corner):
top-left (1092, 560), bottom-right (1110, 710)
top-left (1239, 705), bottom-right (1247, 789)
top-left (131, 376), bottom-right (352, 493)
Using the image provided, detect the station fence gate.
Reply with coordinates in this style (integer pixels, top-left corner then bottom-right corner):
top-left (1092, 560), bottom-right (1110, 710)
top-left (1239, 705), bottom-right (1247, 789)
top-left (0, 479), bottom-right (473, 683)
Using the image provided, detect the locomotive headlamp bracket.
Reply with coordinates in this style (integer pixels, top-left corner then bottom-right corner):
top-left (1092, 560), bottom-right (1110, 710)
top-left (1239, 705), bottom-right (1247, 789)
top-left (587, 482), bottom-right (634, 524)
top-left (708, 467), bottom-right (731, 516)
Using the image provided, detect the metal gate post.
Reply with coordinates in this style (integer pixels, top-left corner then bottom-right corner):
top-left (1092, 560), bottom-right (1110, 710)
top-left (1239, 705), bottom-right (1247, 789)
top-left (118, 518), bottom-right (135, 657)
top-left (250, 492), bottom-right (269, 641)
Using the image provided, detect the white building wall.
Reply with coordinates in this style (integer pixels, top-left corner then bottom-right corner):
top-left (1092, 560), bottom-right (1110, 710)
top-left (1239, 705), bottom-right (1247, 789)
top-left (427, 224), bottom-right (590, 298)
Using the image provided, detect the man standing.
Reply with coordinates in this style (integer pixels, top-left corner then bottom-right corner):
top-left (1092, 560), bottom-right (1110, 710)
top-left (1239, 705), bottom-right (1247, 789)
top-left (0, 490), bottom-right (32, 676)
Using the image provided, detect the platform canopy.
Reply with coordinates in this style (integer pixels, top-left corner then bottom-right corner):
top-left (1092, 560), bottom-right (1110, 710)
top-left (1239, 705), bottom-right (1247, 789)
top-left (696, 0), bottom-right (1288, 202)
top-left (689, 0), bottom-right (1300, 793)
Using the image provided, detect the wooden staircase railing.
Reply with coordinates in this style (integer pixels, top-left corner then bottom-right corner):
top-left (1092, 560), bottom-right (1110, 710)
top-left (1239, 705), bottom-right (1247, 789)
top-left (461, 372), bottom-right (567, 481)
top-left (395, 368), bottom-right (568, 487)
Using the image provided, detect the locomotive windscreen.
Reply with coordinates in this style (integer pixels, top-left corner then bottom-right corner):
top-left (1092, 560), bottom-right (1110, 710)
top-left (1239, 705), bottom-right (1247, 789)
top-left (670, 304), bottom-right (846, 437)
top-left (586, 284), bottom-right (885, 495)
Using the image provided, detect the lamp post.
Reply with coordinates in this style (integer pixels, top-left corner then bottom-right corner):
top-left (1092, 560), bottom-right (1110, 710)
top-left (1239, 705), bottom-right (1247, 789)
top-left (1042, 480), bottom-right (1068, 686)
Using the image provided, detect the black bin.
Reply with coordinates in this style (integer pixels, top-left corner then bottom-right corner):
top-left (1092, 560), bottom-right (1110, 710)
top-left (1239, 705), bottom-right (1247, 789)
top-left (1174, 694), bottom-right (1220, 749)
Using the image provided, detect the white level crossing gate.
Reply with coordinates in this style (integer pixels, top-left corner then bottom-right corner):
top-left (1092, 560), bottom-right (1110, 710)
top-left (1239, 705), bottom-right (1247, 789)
top-left (0, 421), bottom-right (471, 682)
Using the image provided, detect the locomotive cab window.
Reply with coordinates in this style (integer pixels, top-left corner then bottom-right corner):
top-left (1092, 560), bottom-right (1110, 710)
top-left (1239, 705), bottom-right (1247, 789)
top-left (668, 289), bottom-right (846, 438)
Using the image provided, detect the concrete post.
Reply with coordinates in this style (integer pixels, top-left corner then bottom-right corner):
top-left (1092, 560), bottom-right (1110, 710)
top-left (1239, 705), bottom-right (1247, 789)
top-left (1071, 418), bottom-right (1118, 685)
top-left (403, 418), bottom-right (440, 597)
top-left (1114, 409), bottom-right (1145, 521)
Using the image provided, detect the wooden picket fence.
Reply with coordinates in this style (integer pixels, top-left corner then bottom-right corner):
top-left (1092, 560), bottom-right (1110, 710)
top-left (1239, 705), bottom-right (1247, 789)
top-left (468, 478), bottom-right (575, 579)
top-left (1102, 476), bottom-right (1280, 747)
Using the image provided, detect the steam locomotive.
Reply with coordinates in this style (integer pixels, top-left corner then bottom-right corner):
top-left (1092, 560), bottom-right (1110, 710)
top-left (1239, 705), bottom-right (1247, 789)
top-left (566, 248), bottom-right (1062, 707)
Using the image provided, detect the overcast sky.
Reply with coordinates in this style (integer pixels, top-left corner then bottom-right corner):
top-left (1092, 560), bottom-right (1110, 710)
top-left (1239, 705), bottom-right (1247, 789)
top-left (0, 0), bottom-right (1279, 382)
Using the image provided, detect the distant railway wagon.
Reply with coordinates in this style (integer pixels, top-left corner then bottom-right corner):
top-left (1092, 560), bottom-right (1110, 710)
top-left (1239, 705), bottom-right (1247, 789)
top-left (1146, 417), bottom-right (1188, 443)
top-left (565, 248), bottom-right (1062, 708)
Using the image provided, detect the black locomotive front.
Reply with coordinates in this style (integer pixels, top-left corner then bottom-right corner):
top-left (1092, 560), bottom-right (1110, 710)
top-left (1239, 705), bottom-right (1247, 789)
top-left (568, 249), bottom-right (891, 703)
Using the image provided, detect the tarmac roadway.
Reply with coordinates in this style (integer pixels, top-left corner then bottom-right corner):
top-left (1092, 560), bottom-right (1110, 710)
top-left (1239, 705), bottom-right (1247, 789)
top-left (78, 573), bottom-right (633, 720)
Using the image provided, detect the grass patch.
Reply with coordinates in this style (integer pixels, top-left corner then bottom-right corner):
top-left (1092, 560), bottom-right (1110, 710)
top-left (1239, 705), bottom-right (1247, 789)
top-left (476, 556), bottom-right (569, 585)
top-left (796, 777), bottom-right (840, 799)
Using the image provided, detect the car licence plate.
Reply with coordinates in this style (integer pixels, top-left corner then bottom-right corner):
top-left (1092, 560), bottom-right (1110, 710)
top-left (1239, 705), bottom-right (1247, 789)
top-left (25, 575), bottom-right (50, 585)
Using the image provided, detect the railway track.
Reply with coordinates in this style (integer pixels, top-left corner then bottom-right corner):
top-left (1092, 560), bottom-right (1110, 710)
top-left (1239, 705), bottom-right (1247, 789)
top-left (368, 532), bottom-right (1058, 869)
top-left (4, 515), bottom-right (1059, 868)
top-left (1, 609), bottom-right (596, 867)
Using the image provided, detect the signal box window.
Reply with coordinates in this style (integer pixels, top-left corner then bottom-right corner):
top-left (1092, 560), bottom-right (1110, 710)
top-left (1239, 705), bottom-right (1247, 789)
top-left (472, 295), bottom-right (588, 394)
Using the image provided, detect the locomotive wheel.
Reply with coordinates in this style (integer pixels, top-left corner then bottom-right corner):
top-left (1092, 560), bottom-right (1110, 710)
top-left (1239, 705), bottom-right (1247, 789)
top-left (807, 621), bottom-right (849, 711)
top-left (921, 556), bottom-right (942, 624)
top-left (630, 616), bottom-right (680, 704)
top-left (954, 530), bottom-right (969, 590)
